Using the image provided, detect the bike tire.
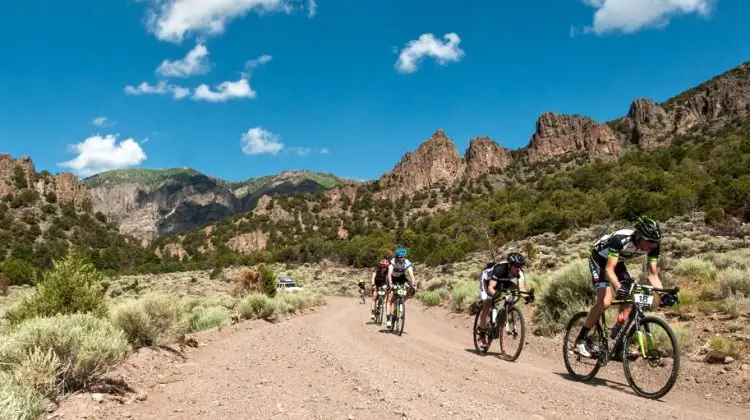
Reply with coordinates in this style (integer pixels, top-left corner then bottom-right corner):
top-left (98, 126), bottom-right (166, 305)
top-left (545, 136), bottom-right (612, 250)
top-left (472, 304), bottom-right (493, 354)
top-left (375, 296), bottom-right (384, 325)
top-left (622, 316), bottom-right (681, 399)
top-left (502, 306), bottom-right (526, 362)
top-left (396, 300), bottom-right (405, 336)
top-left (562, 311), bottom-right (603, 382)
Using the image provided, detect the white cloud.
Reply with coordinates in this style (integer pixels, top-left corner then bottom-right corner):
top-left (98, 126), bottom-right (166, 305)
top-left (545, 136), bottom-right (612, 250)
top-left (241, 127), bottom-right (284, 155)
top-left (320, 147), bottom-right (330, 154)
top-left (156, 43), bottom-right (211, 77)
top-left (308, 0), bottom-right (317, 17)
top-left (245, 54), bottom-right (273, 71)
top-left (91, 116), bottom-right (115, 127)
top-left (144, 0), bottom-right (296, 43)
top-left (59, 135), bottom-right (147, 177)
top-left (287, 146), bottom-right (311, 156)
top-left (582, 0), bottom-right (713, 35)
top-left (124, 81), bottom-right (191, 99)
top-left (395, 32), bottom-right (465, 74)
top-left (192, 78), bottom-right (255, 102)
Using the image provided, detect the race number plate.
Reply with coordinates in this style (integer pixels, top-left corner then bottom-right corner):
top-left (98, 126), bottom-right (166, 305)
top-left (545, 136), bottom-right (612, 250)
top-left (633, 293), bottom-right (653, 305)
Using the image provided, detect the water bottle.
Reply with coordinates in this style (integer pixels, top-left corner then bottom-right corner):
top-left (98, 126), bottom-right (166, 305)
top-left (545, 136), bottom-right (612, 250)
top-left (610, 313), bottom-right (626, 339)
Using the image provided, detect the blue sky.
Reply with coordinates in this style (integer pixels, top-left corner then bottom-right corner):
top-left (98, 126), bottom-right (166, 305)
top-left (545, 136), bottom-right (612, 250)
top-left (1, 0), bottom-right (749, 181)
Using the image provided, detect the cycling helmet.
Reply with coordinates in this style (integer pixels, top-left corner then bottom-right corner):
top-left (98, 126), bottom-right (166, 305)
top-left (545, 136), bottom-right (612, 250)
top-left (395, 248), bottom-right (408, 257)
top-left (507, 252), bottom-right (525, 266)
top-left (634, 216), bottom-right (662, 242)
top-left (379, 259), bottom-right (389, 267)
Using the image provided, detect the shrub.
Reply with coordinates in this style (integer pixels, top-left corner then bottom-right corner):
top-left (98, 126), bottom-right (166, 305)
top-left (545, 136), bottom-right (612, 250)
top-left (5, 252), bottom-right (108, 326)
top-left (233, 268), bottom-right (260, 296)
top-left (1, 258), bottom-right (36, 286)
top-left (704, 249), bottom-right (750, 270)
top-left (259, 264), bottom-right (277, 298)
top-left (673, 258), bottom-right (716, 282)
top-left (532, 261), bottom-right (595, 337)
top-left (111, 293), bottom-right (188, 348)
top-left (0, 274), bottom-right (8, 296)
top-left (0, 313), bottom-right (131, 390)
top-left (236, 293), bottom-right (275, 320)
top-left (716, 268), bottom-right (750, 298)
top-left (188, 305), bottom-right (231, 332)
top-left (708, 336), bottom-right (746, 362)
top-left (450, 280), bottom-right (477, 313)
top-left (11, 347), bottom-right (60, 398)
top-left (417, 290), bottom-right (443, 307)
top-left (0, 372), bottom-right (48, 420)
top-left (717, 296), bottom-right (743, 319)
top-left (209, 267), bottom-right (222, 280)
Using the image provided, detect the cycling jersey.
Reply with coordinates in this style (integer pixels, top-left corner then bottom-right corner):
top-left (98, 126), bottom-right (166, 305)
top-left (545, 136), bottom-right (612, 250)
top-left (593, 228), bottom-right (660, 263)
top-left (390, 257), bottom-right (413, 284)
top-left (373, 266), bottom-right (388, 286)
top-left (479, 261), bottom-right (524, 300)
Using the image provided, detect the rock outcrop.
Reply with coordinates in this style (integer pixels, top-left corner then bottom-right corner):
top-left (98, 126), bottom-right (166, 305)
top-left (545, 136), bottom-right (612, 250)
top-left (464, 137), bottom-right (511, 178)
top-left (227, 231), bottom-right (269, 254)
top-left (523, 113), bottom-right (620, 164)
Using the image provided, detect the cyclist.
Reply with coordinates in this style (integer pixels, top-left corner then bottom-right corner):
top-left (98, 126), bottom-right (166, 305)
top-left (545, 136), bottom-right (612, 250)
top-left (476, 252), bottom-right (527, 354)
top-left (386, 247), bottom-right (416, 328)
top-left (574, 216), bottom-right (676, 358)
top-left (370, 258), bottom-right (390, 321)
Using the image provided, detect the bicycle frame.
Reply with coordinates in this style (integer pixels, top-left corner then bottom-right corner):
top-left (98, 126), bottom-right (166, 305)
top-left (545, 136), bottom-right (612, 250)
top-left (487, 289), bottom-right (534, 337)
top-left (598, 284), bottom-right (679, 362)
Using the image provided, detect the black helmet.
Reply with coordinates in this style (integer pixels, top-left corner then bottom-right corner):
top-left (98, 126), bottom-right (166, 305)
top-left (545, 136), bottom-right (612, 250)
top-left (507, 252), bottom-right (526, 266)
top-left (634, 216), bottom-right (662, 242)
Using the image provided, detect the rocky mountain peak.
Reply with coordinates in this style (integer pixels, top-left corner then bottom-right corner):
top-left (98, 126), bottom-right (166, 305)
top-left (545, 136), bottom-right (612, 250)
top-left (625, 98), bottom-right (672, 148)
top-left (523, 112), bottom-right (620, 164)
top-left (376, 130), bottom-right (464, 198)
top-left (464, 136), bottom-right (511, 178)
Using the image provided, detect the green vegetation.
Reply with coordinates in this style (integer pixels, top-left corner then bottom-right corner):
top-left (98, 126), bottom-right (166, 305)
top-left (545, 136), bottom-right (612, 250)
top-left (4, 252), bottom-right (108, 327)
top-left (111, 293), bottom-right (188, 348)
top-left (83, 167), bottom-right (202, 190)
top-left (531, 261), bottom-right (595, 336)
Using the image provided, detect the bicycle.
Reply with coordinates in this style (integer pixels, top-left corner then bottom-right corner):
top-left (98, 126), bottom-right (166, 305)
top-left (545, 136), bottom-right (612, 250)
top-left (388, 283), bottom-right (413, 336)
top-left (373, 285), bottom-right (388, 325)
top-left (562, 284), bottom-right (681, 399)
top-left (472, 288), bottom-right (535, 361)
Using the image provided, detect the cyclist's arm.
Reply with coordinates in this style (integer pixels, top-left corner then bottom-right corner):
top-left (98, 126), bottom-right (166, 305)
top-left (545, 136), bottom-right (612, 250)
top-left (387, 265), bottom-right (394, 287)
top-left (605, 253), bottom-right (621, 290)
top-left (647, 258), bottom-right (664, 307)
top-left (406, 266), bottom-right (416, 288)
top-left (370, 271), bottom-right (376, 288)
top-left (488, 278), bottom-right (498, 296)
top-left (518, 271), bottom-right (526, 292)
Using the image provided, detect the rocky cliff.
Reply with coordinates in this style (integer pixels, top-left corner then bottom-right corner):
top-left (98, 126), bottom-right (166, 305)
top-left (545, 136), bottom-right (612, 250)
top-left (523, 113), bottom-right (620, 164)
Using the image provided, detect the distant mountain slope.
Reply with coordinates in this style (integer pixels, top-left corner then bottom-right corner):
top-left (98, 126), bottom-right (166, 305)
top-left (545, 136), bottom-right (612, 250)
top-left (84, 168), bottom-right (348, 240)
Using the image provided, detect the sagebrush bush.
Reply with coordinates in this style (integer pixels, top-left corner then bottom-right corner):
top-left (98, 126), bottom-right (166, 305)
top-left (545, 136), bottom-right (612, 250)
top-left (236, 293), bottom-right (275, 320)
top-left (11, 347), bottom-right (60, 398)
top-left (0, 313), bottom-right (131, 391)
top-left (703, 249), bottom-right (750, 270)
top-left (0, 273), bottom-right (8, 296)
top-left (673, 258), bottom-right (716, 282)
top-left (259, 265), bottom-right (277, 298)
top-left (708, 336), bottom-right (746, 361)
top-left (0, 372), bottom-right (48, 420)
top-left (717, 296), bottom-right (743, 319)
top-left (5, 252), bottom-right (108, 327)
top-left (450, 280), bottom-right (477, 313)
top-left (532, 261), bottom-right (595, 337)
top-left (0, 258), bottom-right (36, 286)
top-left (111, 293), bottom-right (188, 348)
top-left (417, 291), bottom-right (443, 307)
top-left (188, 305), bottom-right (231, 332)
top-left (716, 268), bottom-right (750, 298)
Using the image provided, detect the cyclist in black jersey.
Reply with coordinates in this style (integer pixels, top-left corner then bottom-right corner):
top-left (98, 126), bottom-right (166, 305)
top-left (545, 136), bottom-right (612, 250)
top-left (476, 252), bottom-right (527, 353)
top-left (574, 216), bottom-right (675, 358)
top-left (370, 259), bottom-right (390, 321)
top-left (386, 248), bottom-right (416, 328)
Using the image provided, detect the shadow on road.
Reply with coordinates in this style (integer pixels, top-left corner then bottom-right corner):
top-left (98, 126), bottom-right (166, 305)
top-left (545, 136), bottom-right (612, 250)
top-left (462, 348), bottom-right (518, 362)
top-left (553, 372), bottom-right (641, 398)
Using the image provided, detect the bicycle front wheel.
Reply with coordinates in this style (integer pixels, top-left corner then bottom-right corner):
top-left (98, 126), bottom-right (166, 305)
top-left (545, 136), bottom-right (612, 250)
top-left (562, 311), bottom-right (604, 382)
top-left (395, 300), bottom-right (405, 336)
top-left (622, 316), bottom-right (680, 399)
top-left (501, 306), bottom-right (526, 362)
top-left (375, 296), bottom-right (384, 325)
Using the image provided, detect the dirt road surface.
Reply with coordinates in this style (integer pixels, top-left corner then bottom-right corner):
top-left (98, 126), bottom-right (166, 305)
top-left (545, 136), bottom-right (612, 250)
top-left (53, 297), bottom-right (750, 419)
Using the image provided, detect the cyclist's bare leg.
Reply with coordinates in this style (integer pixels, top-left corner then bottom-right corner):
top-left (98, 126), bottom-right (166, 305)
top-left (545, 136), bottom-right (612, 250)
top-left (583, 287), bottom-right (612, 329)
top-left (371, 288), bottom-right (377, 311)
top-left (479, 299), bottom-right (492, 329)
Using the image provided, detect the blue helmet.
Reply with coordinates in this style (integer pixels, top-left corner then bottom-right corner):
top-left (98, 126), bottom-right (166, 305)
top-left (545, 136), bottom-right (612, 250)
top-left (395, 248), bottom-right (408, 257)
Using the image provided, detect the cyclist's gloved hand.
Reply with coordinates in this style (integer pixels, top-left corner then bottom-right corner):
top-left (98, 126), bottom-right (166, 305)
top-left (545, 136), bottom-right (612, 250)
top-left (659, 292), bottom-right (678, 307)
top-left (615, 283), bottom-right (631, 300)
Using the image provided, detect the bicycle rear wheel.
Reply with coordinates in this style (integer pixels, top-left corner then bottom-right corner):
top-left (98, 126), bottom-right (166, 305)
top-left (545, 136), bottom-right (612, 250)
top-left (622, 316), bottom-right (680, 399)
top-left (500, 306), bottom-right (526, 362)
top-left (472, 305), bottom-right (493, 354)
top-left (563, 311), bottom-right (604, 381)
